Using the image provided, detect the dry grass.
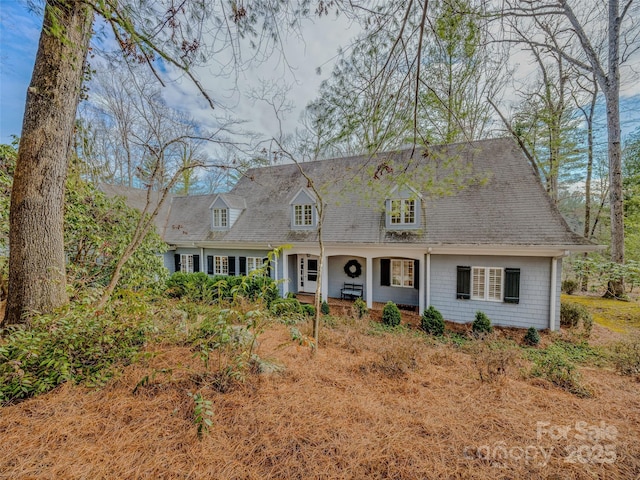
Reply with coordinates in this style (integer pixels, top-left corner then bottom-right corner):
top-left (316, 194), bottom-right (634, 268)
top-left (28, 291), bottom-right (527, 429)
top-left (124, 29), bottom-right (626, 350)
top-left (1, 316), bottom-right (640, 479)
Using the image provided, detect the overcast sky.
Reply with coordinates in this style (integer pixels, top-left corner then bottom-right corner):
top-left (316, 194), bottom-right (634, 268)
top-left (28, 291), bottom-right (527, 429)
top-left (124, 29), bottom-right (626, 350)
top-left (1, 1), bottom-right (639, 147)
top-left (0, 2), bottom-right (358, 145)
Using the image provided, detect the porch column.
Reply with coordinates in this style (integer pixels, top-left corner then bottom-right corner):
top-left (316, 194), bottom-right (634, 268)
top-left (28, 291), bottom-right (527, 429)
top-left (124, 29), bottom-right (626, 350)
top-left (366, 256), bottom-right (373, 308)
top-left (282, 251), bottom-right (289, 296)
top-left (321, 255), bottom-right (329, 301)
top-left (200, 247), bottom-right (205, 272)
top-left (426, 251), bottom-right (431, 308)
top-left (418, 255), bottom-right (425, 314)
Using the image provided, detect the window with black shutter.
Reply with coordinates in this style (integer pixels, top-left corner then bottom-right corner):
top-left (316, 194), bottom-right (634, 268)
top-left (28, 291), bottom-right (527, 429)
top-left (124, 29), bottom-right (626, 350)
top-left (380, 259), bottom-right (391, 286)
top-left (228, 256), bottom-right (236, 276)
top-left (207, 256), bottom-right (214, 275)
top-left (263, 257), bottom-right (271, 277)
top-left (193, 255), bottom-right (200, 273)
top-left (456, 266), bottom-right (471, 299)
top-left (239, 256), bottom-right (247, 276)
top-left (414, 259), bottom-right (419, 290)
top-left (504, 268), bottom-right (521, 304)
top-left (174, 254), bottom-right (181, 273)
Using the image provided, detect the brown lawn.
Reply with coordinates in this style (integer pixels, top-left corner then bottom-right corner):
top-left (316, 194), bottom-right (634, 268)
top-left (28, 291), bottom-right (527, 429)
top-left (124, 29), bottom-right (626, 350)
top-left (1, 311), bottom-right (639, 480)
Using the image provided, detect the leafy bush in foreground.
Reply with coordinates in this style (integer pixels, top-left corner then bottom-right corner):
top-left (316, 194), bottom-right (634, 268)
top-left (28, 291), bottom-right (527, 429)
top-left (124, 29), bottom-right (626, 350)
top-left (0, 301), bottom-right (152, 405)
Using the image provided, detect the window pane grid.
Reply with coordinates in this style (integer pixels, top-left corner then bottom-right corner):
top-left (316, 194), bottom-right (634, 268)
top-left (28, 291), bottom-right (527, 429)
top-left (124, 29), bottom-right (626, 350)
top-left (247, 257), bottom-right (262, 273)
top-left (390, 199), bottom-right (416, 225)
top-left (390, 259), bottom-right (414, 288)
top-left (213, 209), bottom-right (228, 227)
top-left (294, 204), bottom-right (313, 226)
top-left (214, 256), bottom-right (228, 275)
top-left (180, 254), bottom-right (194, 273)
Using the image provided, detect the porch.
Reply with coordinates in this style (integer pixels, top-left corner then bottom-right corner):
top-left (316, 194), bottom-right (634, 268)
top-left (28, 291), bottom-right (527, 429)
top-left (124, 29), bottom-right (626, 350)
top-left (295, 293), bottom-right (420, 325)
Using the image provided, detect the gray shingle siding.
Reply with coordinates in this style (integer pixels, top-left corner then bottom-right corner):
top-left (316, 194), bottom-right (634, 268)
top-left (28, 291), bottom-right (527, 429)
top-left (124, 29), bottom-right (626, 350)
top-left (429, 255), bottom-right (555, 329)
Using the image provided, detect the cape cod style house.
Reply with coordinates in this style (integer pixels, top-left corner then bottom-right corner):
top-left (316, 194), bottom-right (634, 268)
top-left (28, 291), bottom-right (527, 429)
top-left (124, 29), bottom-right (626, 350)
top-left (108, 138), bottom-right (598, 330)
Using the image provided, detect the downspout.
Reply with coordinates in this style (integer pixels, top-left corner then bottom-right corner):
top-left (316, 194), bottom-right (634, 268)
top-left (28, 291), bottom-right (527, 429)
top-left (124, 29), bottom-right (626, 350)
top-left (549, 251), bottom-right (569, 330)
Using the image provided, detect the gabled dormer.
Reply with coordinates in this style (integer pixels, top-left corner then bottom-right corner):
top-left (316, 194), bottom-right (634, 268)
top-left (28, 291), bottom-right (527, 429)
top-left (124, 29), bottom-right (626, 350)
top-left (209, 194), bottom-right (246, 230)
top-left (290, 187), bottom-right (316, 230)
top-left (385, 185), bottom-right (422, 230)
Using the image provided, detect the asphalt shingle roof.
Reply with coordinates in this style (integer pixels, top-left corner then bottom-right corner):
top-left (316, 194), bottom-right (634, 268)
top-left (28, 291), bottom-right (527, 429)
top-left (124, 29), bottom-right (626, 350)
top-left (154, 138), bottom-right (591, 248)
top-left (100, 138), bottom-right (590, 248)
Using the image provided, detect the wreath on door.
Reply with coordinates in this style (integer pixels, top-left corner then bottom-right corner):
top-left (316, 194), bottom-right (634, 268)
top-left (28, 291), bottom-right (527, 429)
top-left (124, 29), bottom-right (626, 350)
top-left (344, 259), bottom-right (362, 278)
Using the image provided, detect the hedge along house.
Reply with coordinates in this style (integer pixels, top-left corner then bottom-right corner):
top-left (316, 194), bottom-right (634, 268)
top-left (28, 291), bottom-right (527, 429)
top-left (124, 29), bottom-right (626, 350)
top-left (112, 138), bottom-right (598, 330)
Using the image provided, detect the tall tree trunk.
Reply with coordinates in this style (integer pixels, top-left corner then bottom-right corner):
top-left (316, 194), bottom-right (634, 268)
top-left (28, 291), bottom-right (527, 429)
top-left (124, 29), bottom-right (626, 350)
top-left (580, 80), bottom-right (596, 291)
top-left (3, 1), bottom-right (93, 326)
top-left (604, 0), bottom-right (625, 297)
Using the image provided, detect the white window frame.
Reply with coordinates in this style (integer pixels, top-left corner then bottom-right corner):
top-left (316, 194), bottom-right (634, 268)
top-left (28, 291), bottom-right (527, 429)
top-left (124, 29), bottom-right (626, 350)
top-left (294, 204), bottom-right (314, 227)
top-left (471, 266), bottom-right (503, 302)
top-left (212, 208), bottom-right (228, 228)
top-left (390, 259), bottom-right (414, 288)
top-left (390, 199), bottom-right (416, 225)
top-left (246, 257), bottom-right (263, 273)
top-left (214, 255), bottom-right (228, 275)
top-left (180, 254), bottom-right (194, 273)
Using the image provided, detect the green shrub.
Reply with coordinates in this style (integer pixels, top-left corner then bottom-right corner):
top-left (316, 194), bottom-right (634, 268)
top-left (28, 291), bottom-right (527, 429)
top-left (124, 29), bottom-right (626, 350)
top-left (165, 272), bottom-right (277, 306)
top-left (321, 300), bottom-right (330, 315)
top-left (382, 301), bottom-right (401, 327)
top-left (472, 311), bottom-right (493, 334)
top-left (529, 344), bottom-right (591, 397)
top-left (301, 304), bottom-right (316, 317)
top-left (0, 302), bottom-right (152, 405)
top-left (524, 327), bottom-right (540, 346)
top-left (610, 338), bottom-right (640, 376)
top-left (421, 306), bottom-right (445, 336)
top-left (270, 298), bottom-right (303, 317)
top-left (353, 298), bottom-right (368, 318)
top-left (560, 302), bottom-right (592, 329)
top-left (561, 279), bottom-right (579, 295)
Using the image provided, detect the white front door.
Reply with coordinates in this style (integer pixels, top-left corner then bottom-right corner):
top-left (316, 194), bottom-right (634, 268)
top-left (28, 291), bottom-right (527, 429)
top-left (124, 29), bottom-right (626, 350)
top-left (298, 255), bottom-right (319, 293)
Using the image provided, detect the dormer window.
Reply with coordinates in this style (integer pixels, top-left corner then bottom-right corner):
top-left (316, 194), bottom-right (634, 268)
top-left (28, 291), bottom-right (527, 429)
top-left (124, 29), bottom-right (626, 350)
top-left (385, 187), bottom-right (421, 229)
top-left (390, 199), bottom-right (415, 225)
top-left (290, 187), bottom-right (316, 229)
top-left (294, 204), bottom-right (313, 227)
top-left (212, 208), bottom-right (228, 228)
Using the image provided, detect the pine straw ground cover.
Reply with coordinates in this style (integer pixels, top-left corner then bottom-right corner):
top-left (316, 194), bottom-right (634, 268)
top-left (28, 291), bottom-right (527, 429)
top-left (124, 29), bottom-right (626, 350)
top-left (1, 315), bottom-right (640, 479)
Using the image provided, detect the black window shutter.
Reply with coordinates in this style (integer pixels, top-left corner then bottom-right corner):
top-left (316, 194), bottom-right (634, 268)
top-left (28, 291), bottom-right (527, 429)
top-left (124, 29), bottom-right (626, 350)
top-left (504, 268), bottom-right (521, 304)
top-left (380, 259), bottom-right (391, 286)
top-left (239, 257), bottom-right (247, 276)
top-left (414, 259), bottom-right (419, 290)
top-left (228, 256), bottom-right (236, 276)
top-left (174, 254), bottom-right (181, 273)
top-left (193, 255), bottom-right (200, 272)
top-left (207, 256), bottom-right (214, 275)
top-left (263, 257), bottom-right (271, 277)
top-left (456, 266), bottom-right (471, 299)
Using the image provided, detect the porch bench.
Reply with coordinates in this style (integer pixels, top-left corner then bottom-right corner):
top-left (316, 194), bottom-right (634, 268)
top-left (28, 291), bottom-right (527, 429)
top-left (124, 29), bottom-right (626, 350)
top-left (341, 282), bottom-right (364, 300)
